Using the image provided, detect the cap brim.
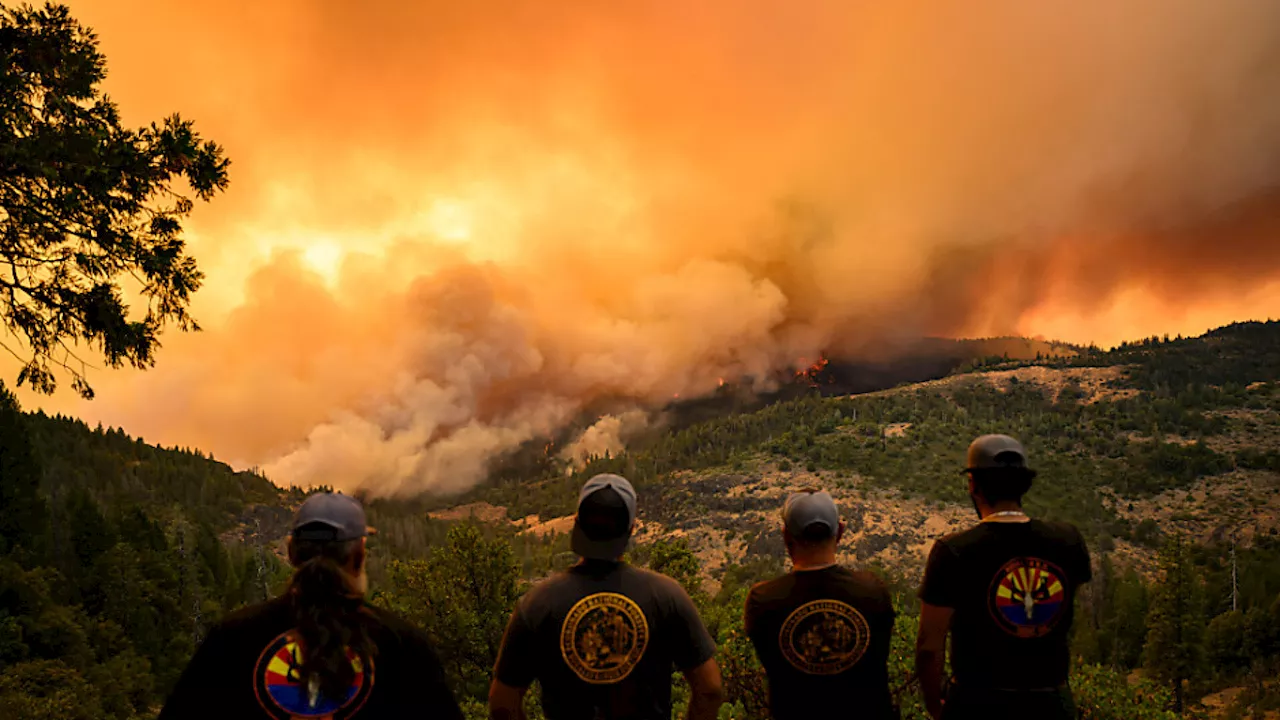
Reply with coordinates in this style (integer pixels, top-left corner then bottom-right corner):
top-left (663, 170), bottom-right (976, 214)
top-left (570, 523), bottom-right (631, 561)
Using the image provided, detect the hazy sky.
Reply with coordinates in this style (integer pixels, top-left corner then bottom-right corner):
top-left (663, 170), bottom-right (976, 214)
top-left (12, 1), bottom-right (1280, 495)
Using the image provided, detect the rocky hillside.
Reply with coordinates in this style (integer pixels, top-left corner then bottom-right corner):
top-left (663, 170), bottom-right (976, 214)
top-left (432, 320), bottom-right (1280, 591)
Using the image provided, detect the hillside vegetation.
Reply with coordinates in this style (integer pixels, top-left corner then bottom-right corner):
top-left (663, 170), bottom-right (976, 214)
top-left (2, 321), bottom-right (1279, 718)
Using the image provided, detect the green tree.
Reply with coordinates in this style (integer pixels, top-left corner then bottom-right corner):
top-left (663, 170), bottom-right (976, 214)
top-left (0, 383), bottom-right (46, 557)
top-left (0, 659), bottom-right (102, 720)
top-left (381, 523), bottom-right (522, 701)
top-left (1206, 610), bottom-right (1248, 676)
top-left (1144, 537), bottom-right (1205, 712)
top-left (643, 538), bottom-right (703, 598)
top-left (0, 2), bottom-right (229, 398)
top-left (1071, 664), bottom-right (1182, 720)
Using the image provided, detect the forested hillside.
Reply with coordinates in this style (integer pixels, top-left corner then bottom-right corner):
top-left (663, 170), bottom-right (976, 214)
top-left (2, 322), bottom-right (1280, 718)
top-left (0, 383), bottom-right (302, 718)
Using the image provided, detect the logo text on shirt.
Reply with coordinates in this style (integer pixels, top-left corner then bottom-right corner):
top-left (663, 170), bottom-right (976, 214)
top-left (560, 592), bottom-right (650, 684)
top-left (988, 557), bottom-right (1068, 638)
top-left (252, 630), bottom-right (373, 719)
top-left (778, 599), bottom-right (870, 675)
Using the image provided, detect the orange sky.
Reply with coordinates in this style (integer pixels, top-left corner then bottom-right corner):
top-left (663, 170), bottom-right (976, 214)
top-left (9, 0), bottom-right (1280, 496)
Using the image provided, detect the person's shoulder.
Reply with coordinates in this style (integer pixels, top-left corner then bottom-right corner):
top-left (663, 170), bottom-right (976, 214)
top-left (506, 568), bottom-right (582, 620)
top-left (745, 573), bottom-right (792, 604)
top-left (1033, 518), bottom-right (1087, 544)
top-left (627, 565), bottom-right (687, 595)
top-left (212, 596), bottom-right (290, 635)
top-left (523, 568), bottom-right (577, 600)
top-left (841, 566), bottom-right (890, 593)
top-left (931, 524), bottom-right (980, 551)
top-left (362, 604), bottom-right (434, 647)
top-left (363, 603), bottom-right (418, 634)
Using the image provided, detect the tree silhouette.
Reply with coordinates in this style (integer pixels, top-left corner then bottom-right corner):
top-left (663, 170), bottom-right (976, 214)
top-left (0, 382), bottom-right (46, 556)
top-left (1144, 537), bottom-right (1205, 712)
top-left (0, 3), bottom-right (229, 398)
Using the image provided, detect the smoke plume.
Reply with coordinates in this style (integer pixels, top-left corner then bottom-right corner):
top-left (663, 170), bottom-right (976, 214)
top-left (15, 0), bottom-right (1280, 495)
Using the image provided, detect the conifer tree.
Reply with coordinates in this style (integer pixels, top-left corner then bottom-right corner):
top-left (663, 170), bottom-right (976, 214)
top-left (0, 383), bottom-right (47, 557)
top-left (1144, 536), bottom-right (1205, 712)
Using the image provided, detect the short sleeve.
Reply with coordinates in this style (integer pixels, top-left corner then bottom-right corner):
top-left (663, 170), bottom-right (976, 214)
top-left (880, 580), bottom-right (897, 622)
top-left (494, 601), bottom-right (539, 688)
top-left (157, 625), bottom-right (226, 720)
top-left (665, 581), bottom-right (717, 671)
top-left (396, 628), bottom-right (465, 720)
top-left (1075, 529), bottom-right (1093, 584)
top-left (918, 540), bottom-right (960, 608)
top-left (742, 586), bottom-right (762, 638)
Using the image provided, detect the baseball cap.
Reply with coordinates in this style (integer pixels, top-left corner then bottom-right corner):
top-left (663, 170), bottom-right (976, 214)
top-left (292, 492), bottom-right (375, 542)
top-left (782, 489), bottom-right (840, 541)
top-left (963, 434), bottom-right (1029, 473)
top-left (570, 474), bottom-right (637, 561)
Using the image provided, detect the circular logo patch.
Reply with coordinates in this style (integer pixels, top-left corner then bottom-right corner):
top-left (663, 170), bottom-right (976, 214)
top-left (778, 599), bottom-right (871, 675)
top-left (253, 631), bottom-right (373, 719)
top-left (988, 557), bottom-right (1068, 638)
top-left (560, 592), bottom-right (650, 684)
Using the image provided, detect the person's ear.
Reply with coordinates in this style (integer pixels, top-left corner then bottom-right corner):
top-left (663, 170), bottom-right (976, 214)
top-left (286, 537), bottom-right (298, 567)
top-left (836, 520), bottom-right (846, 545)
top-left (967, 476), bottom-right (978, 497)
top-left (353, 538), bottom-right (367, 572)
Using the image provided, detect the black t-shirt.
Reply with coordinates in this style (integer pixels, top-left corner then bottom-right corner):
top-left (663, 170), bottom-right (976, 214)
top-left (744, 566), bottom-right (896, 720)
top-left (918, 519), bottom-right (1092, 690)
top-left (157, 596), bottom-right (463, 720)
top-left (493, 560), bottom-right (717, 720)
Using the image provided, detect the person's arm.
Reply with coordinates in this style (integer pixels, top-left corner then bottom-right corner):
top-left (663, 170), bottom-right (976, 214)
top-left (402, 629), bottom-right (466, 720)
top-left (915, 602), bottom-right (953, 720)
top-left (489, 603), bottom-right (536, 720)
top-left (665, 579), bottom-right (722, 719)
top-left (488, 679), bottom-right (528, 720)
top-left (683, 657), bottom-right (725, 720)
top-left (1076, 528), bottom-right (1094, 585)
top-left (156, 626), bottom-right (225, 720)
top-left (915, 540), bottom-right (959, 720)
top-left (742, 587), bottom-right (764, 655)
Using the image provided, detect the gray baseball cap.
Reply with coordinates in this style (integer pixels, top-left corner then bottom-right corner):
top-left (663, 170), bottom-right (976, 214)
top-left (292, 492), bottom-right (375, 542)
top-left (963, 434), bottom-right (1029, 473)
top-left (571, 474), bottom-right (637, 561)
top-left (782, 490), bottom-right (840, 540)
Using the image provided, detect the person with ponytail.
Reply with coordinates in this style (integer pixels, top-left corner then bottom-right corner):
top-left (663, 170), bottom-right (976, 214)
top-left (159, 492), bottom-right (463, 720)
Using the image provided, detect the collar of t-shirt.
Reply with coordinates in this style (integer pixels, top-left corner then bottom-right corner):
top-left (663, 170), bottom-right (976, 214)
top-left (573, 559), bottom-right (625, 575)
top-left (982, 512), bottom-right (1031, 523)
top-left (791, 562), bottom-right (837, 572)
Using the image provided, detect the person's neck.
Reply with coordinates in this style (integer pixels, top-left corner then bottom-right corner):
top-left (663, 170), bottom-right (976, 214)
top-left (345, 569), bottom-right (369, 598)
top-left (790, 550), bottom-right (838, 572)
top-left (978, 500), bottom-right (1029, 522)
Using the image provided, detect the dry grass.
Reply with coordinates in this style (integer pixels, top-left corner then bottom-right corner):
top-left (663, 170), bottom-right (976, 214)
top-left (427, 501), bottom-right (509, 524)
top-left (1108, 469), bottom-right (1280, 545)
top-left (857, 365), bottom-right (1135, 404)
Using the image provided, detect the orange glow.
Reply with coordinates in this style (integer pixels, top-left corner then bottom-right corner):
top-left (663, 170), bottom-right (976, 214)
top-left (5, 0), bottom-right (1277, 497)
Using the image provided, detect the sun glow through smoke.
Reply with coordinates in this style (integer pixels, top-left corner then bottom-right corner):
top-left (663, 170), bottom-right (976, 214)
top-left (425, 199), bottom-right (474, 243)
top-left (9, 0), bottom-right (1278, 497)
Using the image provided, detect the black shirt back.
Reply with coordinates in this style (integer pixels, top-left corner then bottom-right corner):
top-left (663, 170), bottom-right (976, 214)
top-left (493, 561), bottom-right (717, 720)
top-left (744, 566), bottom-right (896, 720)
top-left (918, 519), bottom-right (1092, 690)
top-left (157, 596), bottom-right (463, 720)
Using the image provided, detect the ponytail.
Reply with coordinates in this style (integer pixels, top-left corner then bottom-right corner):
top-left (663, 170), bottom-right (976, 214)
top-left (287, 538), bottom-right (376, 706)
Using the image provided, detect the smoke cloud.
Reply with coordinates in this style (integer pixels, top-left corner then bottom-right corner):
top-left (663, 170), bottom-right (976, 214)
top-left (560, 411), bottom-right (653, 470)
top-left (14, 0), bottom-right (1280, 495)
